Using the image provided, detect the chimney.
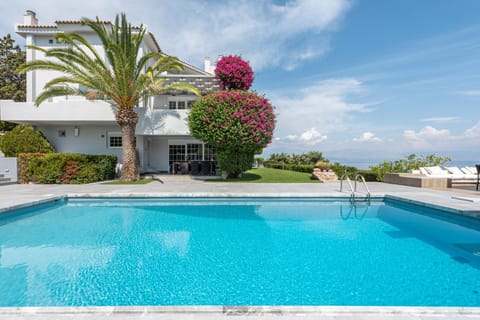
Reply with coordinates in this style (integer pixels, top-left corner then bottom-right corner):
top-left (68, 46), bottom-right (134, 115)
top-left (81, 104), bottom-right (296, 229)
top-left (24, 10), bottom-right (38, 26)
top-left (204, 56), bottom-right (211, 73)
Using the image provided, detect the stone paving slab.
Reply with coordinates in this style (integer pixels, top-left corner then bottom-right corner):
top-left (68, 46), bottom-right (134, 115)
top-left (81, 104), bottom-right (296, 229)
top-left (1, 180), bottom-right (479, 214)
top-left (1, 306), bottom-right (480, 320)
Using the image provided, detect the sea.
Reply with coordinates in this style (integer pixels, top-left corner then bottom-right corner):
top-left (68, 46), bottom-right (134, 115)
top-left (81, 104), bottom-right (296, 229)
top-left (332, 160), bottom-right (479, 170)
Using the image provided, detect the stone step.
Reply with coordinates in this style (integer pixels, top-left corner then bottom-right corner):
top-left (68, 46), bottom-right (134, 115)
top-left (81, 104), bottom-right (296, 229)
top-left (0, 179), bottom-right (15, 186)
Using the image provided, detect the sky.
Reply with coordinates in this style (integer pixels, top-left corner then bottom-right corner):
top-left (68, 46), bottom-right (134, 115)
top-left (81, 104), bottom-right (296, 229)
top-left (1, 0), bottom-right (479, 165)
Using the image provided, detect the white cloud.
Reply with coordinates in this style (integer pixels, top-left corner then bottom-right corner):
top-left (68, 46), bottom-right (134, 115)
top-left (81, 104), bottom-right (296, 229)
top-left (403, 126), bottom-right (451, 148)
top-left (352, 132), bottom-right (381, 143)
top-left (419, 116), bottom-right (458, 123)
top-left (465, 121), bottom-right (480, 137)
top-left (268, 78), bottom-right (368, 149)
top-left (284, 128), bottom-right (328, 145)
top-left (456, 90), bottom-right (480, 96)
top-left (0, 0), bottom-right (352, 71)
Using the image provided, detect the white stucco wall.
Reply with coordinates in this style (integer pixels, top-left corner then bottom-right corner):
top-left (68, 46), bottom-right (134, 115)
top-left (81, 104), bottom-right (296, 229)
top-left (137, 109), bottom-right (190, 135)
top-left (37, 126), bottom-right (123, 161)
top-left (147, 138), bottom-right (169, 171)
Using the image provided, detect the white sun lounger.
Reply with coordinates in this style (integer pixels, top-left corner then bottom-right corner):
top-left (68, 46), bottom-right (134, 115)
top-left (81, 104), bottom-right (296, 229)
top-left (418, 166), bottom-right (478, 183)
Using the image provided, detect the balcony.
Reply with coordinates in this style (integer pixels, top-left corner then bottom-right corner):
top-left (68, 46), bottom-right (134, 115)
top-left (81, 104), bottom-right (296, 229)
top-left (0, 99), bottom-right (192, 136)
top-left (136, 108), bottom-right (190, 136)
top-left (0, 99), bottom-right (117, 125)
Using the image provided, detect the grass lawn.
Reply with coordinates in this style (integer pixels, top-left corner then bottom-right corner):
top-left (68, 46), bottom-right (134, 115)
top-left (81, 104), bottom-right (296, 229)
top-left (208, 167), bottom-right (319, 183)
top-left (103, 178), bottom-right (155, 185)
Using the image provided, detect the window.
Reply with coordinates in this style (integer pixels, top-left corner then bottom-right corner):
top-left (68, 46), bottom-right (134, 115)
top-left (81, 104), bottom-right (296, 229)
top-left (108, 133), bottom-right (122, 148)
top-left (168, 98), bottom-right (197, 110)
top-left (169, 145), bottom-right (186, 162)
top-left (48, 39), bottom-right (54, 44)
top-left (187, 144), bottom-right (202, 160)
top-left (204, 144), bottom-right (217, 161)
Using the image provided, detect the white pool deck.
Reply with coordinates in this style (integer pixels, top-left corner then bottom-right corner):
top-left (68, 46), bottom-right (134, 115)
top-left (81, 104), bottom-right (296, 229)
top-left (1, 179), bottom-right (480, 320)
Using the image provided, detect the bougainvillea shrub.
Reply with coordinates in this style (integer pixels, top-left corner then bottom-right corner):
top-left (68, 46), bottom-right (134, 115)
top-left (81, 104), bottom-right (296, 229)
top-left (188, 90), bottom-right (275, 152)
top-left (214, 55), bottom-right (254, 90)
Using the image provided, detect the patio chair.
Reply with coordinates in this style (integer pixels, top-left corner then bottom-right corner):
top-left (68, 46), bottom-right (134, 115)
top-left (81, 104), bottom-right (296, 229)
top-left (191, 161), bottom-right (200, 175)
top-left (180, 162), bottom-right (189, 174)
top-left (200, 161), bottom-right (211, 175)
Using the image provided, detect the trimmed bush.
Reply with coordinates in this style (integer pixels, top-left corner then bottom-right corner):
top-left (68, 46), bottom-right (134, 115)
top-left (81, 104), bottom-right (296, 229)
top-left (217, 150), bottom-right (254, 178)
top-left (189, 90), bottom-right (275, 178)
top-left (18, 153), bottom-right (117, 184)
top-left (0, 125), bottom-right (54, 157)
top-left (85, 154), bottom-right (117, 180)
top-left (189, 90), bottom-right (275, 152)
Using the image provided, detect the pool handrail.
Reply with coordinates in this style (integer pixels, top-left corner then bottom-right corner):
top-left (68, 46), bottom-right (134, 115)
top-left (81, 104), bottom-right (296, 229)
top-left (354, 174), bottom-right (371, 202)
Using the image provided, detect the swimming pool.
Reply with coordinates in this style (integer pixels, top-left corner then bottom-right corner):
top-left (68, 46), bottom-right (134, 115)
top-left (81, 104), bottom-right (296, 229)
top-left (0, 197), bottom-right (479, 307)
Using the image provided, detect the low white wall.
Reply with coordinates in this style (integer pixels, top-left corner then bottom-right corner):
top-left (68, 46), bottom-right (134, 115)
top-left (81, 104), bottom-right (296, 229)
top-left (0, 157), bottom-right (18, 182)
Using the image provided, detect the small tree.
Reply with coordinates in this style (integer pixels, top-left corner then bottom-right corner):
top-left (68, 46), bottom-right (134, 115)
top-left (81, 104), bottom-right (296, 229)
top-left (0, 34), bottom-right (26, 132)
top-left (189, 90), bottom-right (275, 177)
top-left (0, 125), bottom-right (54, 157)
top-left (369, 153), bottom-right (451, 181)
top-left (215, 55), bottom-right (254, 90)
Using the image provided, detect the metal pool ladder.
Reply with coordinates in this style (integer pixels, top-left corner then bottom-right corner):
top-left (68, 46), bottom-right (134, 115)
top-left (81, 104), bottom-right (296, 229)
top-left (340, 174), bottom-right (371, 204)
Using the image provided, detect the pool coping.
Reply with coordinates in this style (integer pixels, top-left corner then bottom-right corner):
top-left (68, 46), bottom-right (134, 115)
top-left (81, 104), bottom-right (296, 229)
top-left (1, 305), bottom-right (480, 319)
top-left (1, 192), bottom-right (479, 219)
top-left (1, 192), bottom-right (480, 319)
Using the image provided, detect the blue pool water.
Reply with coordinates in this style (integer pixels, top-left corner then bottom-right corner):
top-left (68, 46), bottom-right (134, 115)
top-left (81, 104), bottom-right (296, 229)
top-left (0, 197), bottom-right (479, 307)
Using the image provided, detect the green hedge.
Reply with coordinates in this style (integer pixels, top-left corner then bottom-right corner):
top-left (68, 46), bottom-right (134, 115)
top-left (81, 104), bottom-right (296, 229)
top-left (264, 161), bottom-right (314, 173)
top-left (356, 170), bottom-right (379, 182)
top-left (18, 153), bottom-right (117, 184)
top-left (265, 161), bottom-right (379, 181)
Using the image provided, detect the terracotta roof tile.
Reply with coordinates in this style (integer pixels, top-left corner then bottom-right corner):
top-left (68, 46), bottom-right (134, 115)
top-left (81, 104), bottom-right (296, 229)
top-left (55, 20), bottom-right (142, 29)
top-left (16, 24), bottom-right (57, 29)
top-left (55, 20), bottom-right (111, 25)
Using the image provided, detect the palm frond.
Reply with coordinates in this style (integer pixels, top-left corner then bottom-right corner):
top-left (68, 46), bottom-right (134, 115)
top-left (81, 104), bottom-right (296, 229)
top-left (34, 86), bottom-right (82, 106)
top-left (18, 13), bottom-right (201, 109)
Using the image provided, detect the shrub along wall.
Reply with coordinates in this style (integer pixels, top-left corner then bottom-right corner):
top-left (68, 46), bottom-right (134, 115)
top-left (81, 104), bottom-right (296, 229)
top-left (18, 153), bottom-right (117, 184)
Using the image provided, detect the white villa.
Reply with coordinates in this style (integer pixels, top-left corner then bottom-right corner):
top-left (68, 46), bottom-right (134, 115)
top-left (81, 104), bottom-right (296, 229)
top-left (0, 11), bottom-right (219, 174)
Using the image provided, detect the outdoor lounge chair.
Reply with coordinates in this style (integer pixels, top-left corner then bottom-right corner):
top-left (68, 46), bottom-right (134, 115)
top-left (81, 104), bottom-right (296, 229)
top-left (417, 166), bottom-right (478, 184)
top-left (422, 166), bottom-right (450, 178)
top-left (444, 166), bottom-right (477, 180)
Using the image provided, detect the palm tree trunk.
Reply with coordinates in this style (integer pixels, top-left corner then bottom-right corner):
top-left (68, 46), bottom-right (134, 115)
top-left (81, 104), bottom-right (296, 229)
top-left (116, 108), bottom-right (139, 181)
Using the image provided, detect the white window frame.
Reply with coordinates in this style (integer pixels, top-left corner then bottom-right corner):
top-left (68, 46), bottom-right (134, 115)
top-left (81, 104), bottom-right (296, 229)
top-left (167, 96), bottom-right (198, 110)
top-left (107, 132), bottom-right (122, 149)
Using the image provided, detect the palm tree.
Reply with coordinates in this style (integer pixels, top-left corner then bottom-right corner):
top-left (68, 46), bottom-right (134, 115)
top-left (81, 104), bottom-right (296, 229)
top-left (17, 13), bottom-right (199, 181)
